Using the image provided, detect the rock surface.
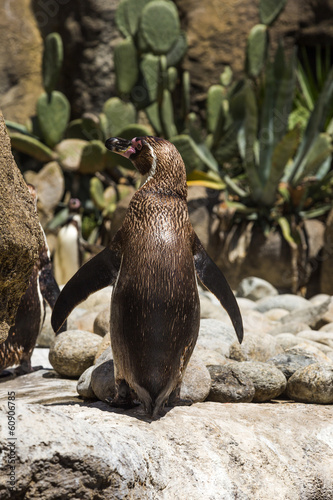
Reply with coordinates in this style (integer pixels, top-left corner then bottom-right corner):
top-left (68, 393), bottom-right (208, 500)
top-left (286, 363), bottom-right (333, 404)
top-left (0, 392), bottom-right (332, 499)
top-left (0, 111), bottom-right (43, 341)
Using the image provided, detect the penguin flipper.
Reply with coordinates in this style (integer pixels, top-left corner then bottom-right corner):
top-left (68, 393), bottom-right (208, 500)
top-left (51, 245), bottom-right (121, 333)
top-left (192, 233), bottom-right (243, 343)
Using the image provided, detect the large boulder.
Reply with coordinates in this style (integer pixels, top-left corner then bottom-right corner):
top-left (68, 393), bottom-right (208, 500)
top-left (0, 111), bottom-right (43, 342)
top-left (0, 398), bottom-right (332, 499)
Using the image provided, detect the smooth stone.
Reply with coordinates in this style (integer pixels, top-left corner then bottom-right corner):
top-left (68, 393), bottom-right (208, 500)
top-left (292, 338), bottom-right (333, 355)
top-left (236, 297), bottom-right (257, 311)
top-left (236, 361), bottom-right (287, 402)
top-left (320, 322), bottom-right (333, 332)
top-left (194, 345), bottom-right (228, 367)
top-left (79, 286), bottom-right (113, 313)
top-left (309, 294), bottom-right (331, 306)
top-left (180, 352), bottom-right (211, 403)
top-left (296, 330), bottom-right (333, 348)
top-left (286, 363), bottom-right (333, 403)
top-left (77, 365), bottom-right (96, 399)
top-left (197, 319), bottom-right (238, 357)
top-left (267, 353), bottom-right (318, 379)
top-left (279, 297), bottom-right (331, 329)
top-left (242, 310), bottom-right (277, 335)
top-left (229, 332), bottom-right (283, 362)
top-left (285, 344), bottom-right (332, 364)
top-left (95, 346), bottom-right (113, 366)
top-left (199, 294), bottom-right (231, 324)
top-left (254, 295), bottom-right (310, 313)
top-left (236, 277), bottom-right (278, 301)
top-left (263, 308), bottom-right (289, 321)
top-left (275, 333), bottom-right (302, 351)
top-left (268, 322), bottom-right (312, 336)
top-left (207, 364), bottom-right (255, 403)
top-left (93, 308), bottom-right (110, 337)
top-left (91, 359), bottom-right (116, 402)
top-left (94, 333), bottom-right (111, 362)
top-left (72, 311), bottom-right (98, 333)
top-left (49, 330), bottom-right (102, 378)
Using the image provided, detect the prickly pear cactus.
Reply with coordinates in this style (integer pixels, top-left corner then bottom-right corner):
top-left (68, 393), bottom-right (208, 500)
top-left (9, 133), bottom-right (55, 162)
top-left (103, 97), bottom-right (136, 136)
top-left (116, 0), bottom-right (152, 37)
top-left (37, 91), bottom-right (70, 148)
top-left (79, 140), bottom-right (106, 174)
top-left (114, 37), bottom-right (139, 95)
top-left (139, 0), bottom-right (180, 55)
top-left (42, 32), bottom-right (63, 94)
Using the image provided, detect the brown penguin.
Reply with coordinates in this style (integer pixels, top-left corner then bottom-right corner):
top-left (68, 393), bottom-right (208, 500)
top-left (52, 137), bottom-right (243, 417)
top-left (0, 185), bottom-right (66, 375)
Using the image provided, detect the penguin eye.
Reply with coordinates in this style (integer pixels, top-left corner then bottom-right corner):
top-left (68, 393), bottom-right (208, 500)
top-left (136, 142), bottom-right (142, 151)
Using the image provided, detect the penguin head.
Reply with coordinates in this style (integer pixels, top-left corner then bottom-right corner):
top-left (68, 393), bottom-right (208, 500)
top-left (105, 136), bottom-right (187, 196)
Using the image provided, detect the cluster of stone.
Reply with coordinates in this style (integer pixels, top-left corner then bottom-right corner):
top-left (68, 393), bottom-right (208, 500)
top-left (44, 277), bottom-right (333, 406)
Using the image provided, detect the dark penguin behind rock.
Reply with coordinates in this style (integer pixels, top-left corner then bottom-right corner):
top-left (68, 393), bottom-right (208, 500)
top-left (0, 185), bottom-right (66, 375)
top-left (52, 137), bottom-right (243, 417)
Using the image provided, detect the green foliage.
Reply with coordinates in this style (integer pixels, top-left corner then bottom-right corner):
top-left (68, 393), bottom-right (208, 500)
top-left (37, 91), bottom-right (70, 148)
top-left (140, 0), bottom-right (180, 55)
top-left (10, 133), bottom-right (55, 162)
top-left (259, 0), bottom-right (287, 25)
top-left (246, 24), bottom-right (267, 78)
top-left (103, 98), bottom-right (136, 136)
top-left (114, 38), bottom-right (139, 95)
top-left (42, 32), bottom-right (63, 94)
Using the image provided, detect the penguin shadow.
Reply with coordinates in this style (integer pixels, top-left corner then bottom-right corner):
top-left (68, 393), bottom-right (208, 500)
top-left (44, 396), bottom-right (178, 423)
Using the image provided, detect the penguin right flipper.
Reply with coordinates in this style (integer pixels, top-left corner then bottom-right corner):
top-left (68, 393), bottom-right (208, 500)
top-left (192, 233), bottom-right (243, 344)
top-left (51, 244), bottom-right (121, 334)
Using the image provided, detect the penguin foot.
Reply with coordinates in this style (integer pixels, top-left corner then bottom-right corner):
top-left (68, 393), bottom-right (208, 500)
top-left (105, 396), bottom-right (140, 410)
top-left (0, 369), bottom-right (15, 379)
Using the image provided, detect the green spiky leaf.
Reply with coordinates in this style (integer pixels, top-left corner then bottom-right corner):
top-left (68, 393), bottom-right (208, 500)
top-left (246, 24), bottom-right (268, 78)
top-left (259, 0), bottom-right (287, 26)
top-left (103, 97), bottom-right (136, 136)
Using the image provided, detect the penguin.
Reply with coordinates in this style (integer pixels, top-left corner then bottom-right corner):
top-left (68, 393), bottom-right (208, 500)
top-left (52, 136), bottom-right (243, 417)
top-left (0, 185), bottom-right (66, 375)
top-left (53, 198), bottom-right (83, 285)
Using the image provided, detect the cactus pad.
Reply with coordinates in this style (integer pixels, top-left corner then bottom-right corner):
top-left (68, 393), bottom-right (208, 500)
top-left (103, 97), bottom-right (136, 136)
top-left (114, 37), bottom-right (139, 95)
top-left (116, 0), bottom-right (152, 37)
top-left (37, 91), bottom-right (70, 148)
top-left (10, 133), bottom-right (55, 162)
top-left (140, 0), bottom-right (180, 55)
top-left (42, 32), bottom-right (63, 93)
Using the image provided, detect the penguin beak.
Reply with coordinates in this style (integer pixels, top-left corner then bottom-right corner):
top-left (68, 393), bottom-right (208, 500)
top-left (105, 137), bottom-right (136, 158)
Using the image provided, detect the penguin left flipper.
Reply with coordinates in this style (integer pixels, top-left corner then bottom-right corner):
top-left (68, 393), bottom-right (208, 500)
top-left (51, 245), bottom-right (121, 334)
top-left (192, 233), bottom-right (244, 344)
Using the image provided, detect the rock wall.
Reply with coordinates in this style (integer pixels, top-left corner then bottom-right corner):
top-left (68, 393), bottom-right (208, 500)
top-left (0, 0), bottom-right (43, 123)
top-left (2, 0), bottom-right (333, 120)
top-left (0, 111), bottom-right (44, 342)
